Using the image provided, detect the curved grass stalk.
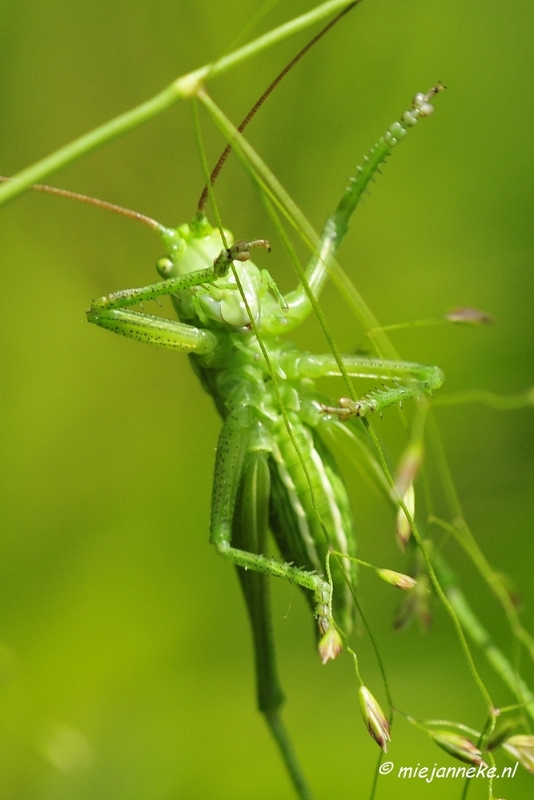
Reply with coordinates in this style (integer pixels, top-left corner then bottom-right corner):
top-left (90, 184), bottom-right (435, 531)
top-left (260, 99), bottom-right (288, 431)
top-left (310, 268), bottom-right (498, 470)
top-left (197, 80), bottom-right (534, 743)
top-left (363, 419), bottom-right (495, 712)
top-left (426, 412), bottom-right (534, 666)
top-left (193, 68), bottom-right (406, 797)
top-left (197, 87), bottom-right (398, 359)
top-left (431, 549), bottom-right (534, 724)
top-left (192, 96), bottom-right (346, 800)
top-left (0, 0), bottom-right (359, 208)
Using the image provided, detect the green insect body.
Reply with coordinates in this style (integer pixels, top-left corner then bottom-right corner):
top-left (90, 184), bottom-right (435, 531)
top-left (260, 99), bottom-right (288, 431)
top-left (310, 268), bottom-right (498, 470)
top-left (162, 218), bottom-right (360, 634)
top-left (86, 87), bottom-right (445, 780)
top-left (90, 213), bottom-right (359, 634)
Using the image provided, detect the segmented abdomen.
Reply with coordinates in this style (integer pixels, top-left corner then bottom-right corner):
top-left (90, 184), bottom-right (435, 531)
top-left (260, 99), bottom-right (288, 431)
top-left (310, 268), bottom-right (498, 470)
top-left (269, 414), bottom-right (357, 633)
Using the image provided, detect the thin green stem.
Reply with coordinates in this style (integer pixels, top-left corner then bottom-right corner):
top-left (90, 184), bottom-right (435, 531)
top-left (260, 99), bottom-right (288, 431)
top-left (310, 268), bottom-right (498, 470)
top-left (368, 752), bottom-right (383, 800)
top-left (191, 98), bottom-right (229, 248)
top-left (329, 548), bottom-right (393, 800)
top-left (329, 550), bottom-right (376, 571)
top-left (367, 317), bottom-right (447, 335)
top-left (0, 86), bottom-right (186, 208)
top-left (0, 0), bottom-right (358, 208)
top-left (200, 0), bottom-right (360, 83)
top-left (397, 710), bottom-right (482, 739)
top-left (193, 96), bottom-right (337, 564)
top-left (261, 193), bottom-right (357, 400)
top-left (193, 96), bottom-right (338, 562)
top-left (326, 552), bottom-right (393, 714)
top-left (431, 550), bottom-right (534, 724)
top-left (364, 419), bottom-right (494, 713)
top-left (427, 413), bottom-right (534, 665)
top-left (460, 774), bottom-right (470, 800)
top-left (198, 89), bottom-right (397, 360)
top-left (265, 711), bottom-right (315, 800)
top-left (433, 388), bottom-right (534, 410)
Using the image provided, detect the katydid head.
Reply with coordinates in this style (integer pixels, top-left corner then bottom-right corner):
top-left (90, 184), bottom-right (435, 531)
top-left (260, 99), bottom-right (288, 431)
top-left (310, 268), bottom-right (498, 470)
top-left (157, 218), bottom-right (233, 279)
top-left (157, 217), bottom-right (270, 330)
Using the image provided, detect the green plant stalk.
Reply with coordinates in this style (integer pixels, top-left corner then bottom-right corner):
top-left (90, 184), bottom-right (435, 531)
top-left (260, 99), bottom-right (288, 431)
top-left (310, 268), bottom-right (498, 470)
top-left (0, 0), bottom-right (359, 208)
top-left (364, 420), bottom-right (495, 712)
top-left (431, 549), bottom-right (534, 724)
top-left (426, 412), bottom-right (534, 664)
top-left (198, 89), bottom-right (397, 360)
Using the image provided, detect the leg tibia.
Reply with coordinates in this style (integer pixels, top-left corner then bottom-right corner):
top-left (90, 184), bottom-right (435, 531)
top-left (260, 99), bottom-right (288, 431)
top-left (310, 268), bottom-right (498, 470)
top-left (215, 540), bottom-right (333, 635)
top-left (322, 377), bottom-right (441, 420)
top-left (210, 406), bottom-right (334, 637)
top-left (292, 353), bottom-right (444, 419)
top-left (90, 267), bottom-right (218, 312)
top-left (297, 86), bottom-right (444, 303)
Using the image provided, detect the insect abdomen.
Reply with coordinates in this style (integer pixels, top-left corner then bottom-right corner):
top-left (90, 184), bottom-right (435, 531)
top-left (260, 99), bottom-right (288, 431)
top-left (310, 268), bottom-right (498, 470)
top-left (269, 416), bottom-right (357, 633)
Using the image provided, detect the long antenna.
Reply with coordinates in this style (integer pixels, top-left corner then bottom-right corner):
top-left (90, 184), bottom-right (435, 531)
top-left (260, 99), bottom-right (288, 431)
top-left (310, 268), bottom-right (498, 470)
top-left (0, 176), bottom-right (163, 231)
top-left (196, 0), bottom-right (360, 214)
top-left (1, 2), bottom-right (359, 231)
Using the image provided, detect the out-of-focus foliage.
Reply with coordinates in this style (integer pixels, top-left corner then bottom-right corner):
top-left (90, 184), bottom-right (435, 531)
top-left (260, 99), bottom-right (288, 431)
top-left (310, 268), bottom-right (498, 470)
top-left (1, 1), bottom-right (533, 797)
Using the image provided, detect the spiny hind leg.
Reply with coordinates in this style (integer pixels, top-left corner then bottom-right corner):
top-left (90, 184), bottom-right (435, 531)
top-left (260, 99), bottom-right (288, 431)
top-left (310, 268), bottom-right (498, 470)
top-left (210, 405), bottom-right (336, 640)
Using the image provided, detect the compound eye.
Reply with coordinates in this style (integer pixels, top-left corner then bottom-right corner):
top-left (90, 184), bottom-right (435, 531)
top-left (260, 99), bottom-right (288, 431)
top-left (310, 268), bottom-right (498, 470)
top-left (157, 256), bottom-right (174, 278)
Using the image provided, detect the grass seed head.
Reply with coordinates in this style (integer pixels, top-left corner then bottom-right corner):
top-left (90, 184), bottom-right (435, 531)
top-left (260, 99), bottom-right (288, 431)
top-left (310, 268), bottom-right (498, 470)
top-left (377, 569), bottom-right (417, 591)
top-left (502, 735), bottom-right (534, 773)
top-left (318, 628), bottom-right (343, 664)
top-left (431, 732), bottom-right (485, 766)
top-left (359, 686), bottom-right (391, 753)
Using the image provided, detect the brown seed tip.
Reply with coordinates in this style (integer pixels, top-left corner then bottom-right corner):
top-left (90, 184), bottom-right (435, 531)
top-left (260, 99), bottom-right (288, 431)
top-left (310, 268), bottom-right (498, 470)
top-left (377, 569), bottom-right (417, 591)
top-left (318, 628), bottom-right (343, 664)
top-left (359, 686), bottom-right (391, 753)
top-left (431, 732), bottom-right (485, 766)
top-left (445, 307), bottom-right (494, 325)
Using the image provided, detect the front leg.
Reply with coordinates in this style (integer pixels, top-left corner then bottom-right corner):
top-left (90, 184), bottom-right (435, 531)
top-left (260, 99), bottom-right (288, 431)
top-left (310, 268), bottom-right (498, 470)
top-left (87, 239), bottom-right (267, 353)
top-left (87, 305), bottom-right (220, 354)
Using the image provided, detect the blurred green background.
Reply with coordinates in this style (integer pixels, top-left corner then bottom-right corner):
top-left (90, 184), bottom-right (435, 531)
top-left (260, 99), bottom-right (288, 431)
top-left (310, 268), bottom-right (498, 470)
top-left (1, 1), bottom-right (534, 798)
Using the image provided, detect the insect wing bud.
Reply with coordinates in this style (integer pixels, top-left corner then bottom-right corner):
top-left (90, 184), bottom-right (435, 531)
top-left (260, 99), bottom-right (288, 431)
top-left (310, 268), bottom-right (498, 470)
top-left (318, 628), bottom-right (343, 664)
top-left (431, 732), bottom-right (485, 766)
top-left (502, 735), bottom-right (534, 774)
top-left (377, 568), bottom-right (416, 591)
top-left (359, 686), bottom-right (391, 753)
